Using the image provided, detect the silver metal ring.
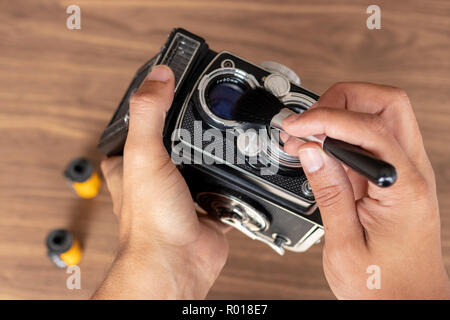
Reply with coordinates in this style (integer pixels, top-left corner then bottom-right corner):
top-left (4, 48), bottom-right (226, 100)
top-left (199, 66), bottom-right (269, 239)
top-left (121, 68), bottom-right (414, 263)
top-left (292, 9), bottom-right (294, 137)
top-left (220, 59), bottom-right (235, 68)
top-left (197, 68), bottom-right (259, 127)
top-left (261, 129), bottom-right (302, 168)
top-left (261, 92), bottom-right (317, 169)
top-left (281, 92), bottom-right (316, 108)
top-left (301, 180), bottom-right (313, 197)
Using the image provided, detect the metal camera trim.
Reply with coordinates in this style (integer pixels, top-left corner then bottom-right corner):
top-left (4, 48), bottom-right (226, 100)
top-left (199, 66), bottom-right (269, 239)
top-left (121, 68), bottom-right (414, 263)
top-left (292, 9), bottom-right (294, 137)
top-left (100, 26), bottom-right (327, 255)
top-left (171, 50), bottom-right (321, 249)
top-left (281, 91), bottom-right (317, 107)
top-left (259, 92), bottom-right (317, 169)
top-left (220, 59), bottom-right (235, 68)
top-left (195, 191), bottom-right (323, 255)
top-left (197, 67), bottom-right (259, 128)
top-left (174, 52), bottom-right (316, 208)
top-left (262, 128), bottom-right (303, 169)
top-left (196, 191), bottom-right (295, 255)
top-left (196, 192), bottom-right (269, 232)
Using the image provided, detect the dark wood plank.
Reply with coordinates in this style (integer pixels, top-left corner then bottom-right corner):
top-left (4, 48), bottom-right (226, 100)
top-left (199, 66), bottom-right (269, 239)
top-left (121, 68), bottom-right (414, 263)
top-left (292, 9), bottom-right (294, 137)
top-left (0, 0), bottom-right (449, 299)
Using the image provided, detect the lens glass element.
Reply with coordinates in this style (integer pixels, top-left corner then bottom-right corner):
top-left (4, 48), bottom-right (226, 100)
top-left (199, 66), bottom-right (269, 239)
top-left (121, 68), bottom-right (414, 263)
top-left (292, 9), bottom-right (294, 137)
top-left (207, 80), bottom-right (245, 120)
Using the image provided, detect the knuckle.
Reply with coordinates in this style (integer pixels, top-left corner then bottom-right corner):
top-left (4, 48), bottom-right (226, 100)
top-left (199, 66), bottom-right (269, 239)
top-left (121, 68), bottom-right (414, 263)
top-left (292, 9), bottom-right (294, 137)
top-left (388, 86), bottom-right (412, 106)
top-left (367, 114), bottom-right (387, 135)
top-left (129, 91), bottom-right (157, 111)
top-left (308, 106), bottom-right (332, 120)
top-left (394, 87), bottom-right (407, 96)
top-left (356, 198), bottom-right (390, 231)
top-left (406, 173), bottom-right (440, 223)
top-left (391, 87), bottom-right (408, 99)
top-left (329, 82), bottom-right (350, 92)
top-left (125, 138), bottom-right (172, 171)
top-left (313, 184), bottom-right (346, 209)
top-left (124, 143), bottom-right (149, 165)
top-left (129, 90), bottom-right (145, 104)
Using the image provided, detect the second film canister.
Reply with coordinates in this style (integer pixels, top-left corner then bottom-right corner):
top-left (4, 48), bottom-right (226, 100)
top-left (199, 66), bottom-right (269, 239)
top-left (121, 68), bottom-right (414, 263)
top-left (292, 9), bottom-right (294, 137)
top-left (64, 158), bottom-right (101, 199)
top-left (46, 229), bottom-right (82, 268)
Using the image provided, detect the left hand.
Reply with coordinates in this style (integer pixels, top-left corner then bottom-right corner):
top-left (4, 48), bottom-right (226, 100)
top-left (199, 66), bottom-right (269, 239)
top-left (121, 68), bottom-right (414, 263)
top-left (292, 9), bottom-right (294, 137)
top-left (93, 65), bottom-right (229, 299)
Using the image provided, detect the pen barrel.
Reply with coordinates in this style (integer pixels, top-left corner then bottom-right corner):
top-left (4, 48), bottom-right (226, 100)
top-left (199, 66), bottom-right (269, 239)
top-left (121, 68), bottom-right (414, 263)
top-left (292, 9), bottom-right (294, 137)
top-left (322, 137), bottom-right (397, 187)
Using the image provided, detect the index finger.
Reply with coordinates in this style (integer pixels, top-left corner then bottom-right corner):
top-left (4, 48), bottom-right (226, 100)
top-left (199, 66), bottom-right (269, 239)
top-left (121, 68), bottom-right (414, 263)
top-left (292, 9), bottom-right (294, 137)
top-left (316, 82), bottom-right (433, 182)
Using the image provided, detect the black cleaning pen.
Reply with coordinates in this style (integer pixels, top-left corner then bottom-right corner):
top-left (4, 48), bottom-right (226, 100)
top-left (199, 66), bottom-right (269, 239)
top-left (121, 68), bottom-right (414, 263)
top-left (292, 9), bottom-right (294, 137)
top-left (232, 87), bottom-right (397, 187)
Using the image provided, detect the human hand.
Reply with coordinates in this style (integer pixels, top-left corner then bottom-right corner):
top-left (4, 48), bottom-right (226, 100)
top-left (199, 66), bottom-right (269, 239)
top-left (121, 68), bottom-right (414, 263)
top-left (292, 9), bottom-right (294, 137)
top-left (93, 65), bottom-right (229, 299)
top-left (282, 82), bottom-right (450, 299)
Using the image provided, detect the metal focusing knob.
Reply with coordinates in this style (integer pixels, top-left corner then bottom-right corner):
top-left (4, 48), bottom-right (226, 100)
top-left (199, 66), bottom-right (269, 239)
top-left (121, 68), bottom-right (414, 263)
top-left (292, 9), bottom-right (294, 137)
top-left (260, 61), bottom-right (301, 86)
top-left (196, 192), bottom-right (268, 233)
top-left (217, 204), bottom-right (267, 234)
top-left (196, 192), bottom-right (291, 255)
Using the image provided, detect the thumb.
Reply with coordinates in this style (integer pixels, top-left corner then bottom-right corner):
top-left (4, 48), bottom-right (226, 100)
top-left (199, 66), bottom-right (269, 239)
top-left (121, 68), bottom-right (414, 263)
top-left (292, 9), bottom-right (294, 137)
top-left (298, 142), bottom-right (365, 250)
top-left (124, 65), bottom-right (175, 170)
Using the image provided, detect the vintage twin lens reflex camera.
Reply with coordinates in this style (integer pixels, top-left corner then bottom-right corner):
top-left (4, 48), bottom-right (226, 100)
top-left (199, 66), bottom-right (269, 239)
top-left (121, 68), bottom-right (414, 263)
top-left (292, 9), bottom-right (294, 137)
top-left (98, 28), bottom-right (324, 255)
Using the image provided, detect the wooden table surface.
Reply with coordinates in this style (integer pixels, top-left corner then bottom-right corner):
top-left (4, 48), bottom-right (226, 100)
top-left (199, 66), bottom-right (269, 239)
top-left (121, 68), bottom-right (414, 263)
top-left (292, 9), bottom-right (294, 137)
top-left (1, 0), bottom-right (449, 299)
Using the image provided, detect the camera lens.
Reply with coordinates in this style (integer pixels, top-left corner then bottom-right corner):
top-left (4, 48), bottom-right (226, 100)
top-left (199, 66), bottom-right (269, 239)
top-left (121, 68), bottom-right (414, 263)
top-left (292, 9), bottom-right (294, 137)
top-left (198, 68), bottom-right (259, 128)
top-left (206, 78), bottom-right (247, 120)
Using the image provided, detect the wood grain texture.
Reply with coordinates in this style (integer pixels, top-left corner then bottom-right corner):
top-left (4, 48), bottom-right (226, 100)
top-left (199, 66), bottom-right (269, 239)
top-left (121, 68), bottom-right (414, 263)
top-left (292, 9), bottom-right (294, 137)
top-left (0, 0), bottom-right (449, 299)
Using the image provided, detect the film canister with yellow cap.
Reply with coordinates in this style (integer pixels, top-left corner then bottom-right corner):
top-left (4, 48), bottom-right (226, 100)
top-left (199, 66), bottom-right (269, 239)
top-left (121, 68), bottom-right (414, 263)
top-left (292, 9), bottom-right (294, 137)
top-left (64, 157), bottom-right (101, 199)
top-left (46, 229), bottom-right (82, 268)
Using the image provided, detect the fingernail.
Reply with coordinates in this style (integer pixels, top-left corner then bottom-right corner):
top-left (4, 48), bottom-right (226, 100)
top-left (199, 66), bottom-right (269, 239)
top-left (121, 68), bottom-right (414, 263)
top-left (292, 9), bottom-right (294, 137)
top-left (298, 148), bottom-right (324, 173)
top-left (147, 65), bottom-right (172, 82)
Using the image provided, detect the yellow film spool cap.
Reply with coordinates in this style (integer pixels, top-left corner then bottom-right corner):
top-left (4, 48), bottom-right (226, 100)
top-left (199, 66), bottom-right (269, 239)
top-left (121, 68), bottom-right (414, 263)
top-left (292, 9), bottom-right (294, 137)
top-left (60, 238), bottom-right (82, 266)
top-left (64, 158), bottom-right (101, 199)
top-left (46, 229), bottom-right (82, 267)
top-left (72, 172), bottom-right (101, 199)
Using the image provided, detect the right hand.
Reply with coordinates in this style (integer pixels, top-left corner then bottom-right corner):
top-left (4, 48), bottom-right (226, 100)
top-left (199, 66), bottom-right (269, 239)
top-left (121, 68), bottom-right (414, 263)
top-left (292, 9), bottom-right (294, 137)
top-left (282, 82), bottom-right (450, 299)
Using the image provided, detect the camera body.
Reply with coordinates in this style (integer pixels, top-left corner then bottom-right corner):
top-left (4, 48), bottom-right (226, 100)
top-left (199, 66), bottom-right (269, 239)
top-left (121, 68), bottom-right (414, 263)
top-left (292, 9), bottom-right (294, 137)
top-left (98, 28), bottom-right (324, 254)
